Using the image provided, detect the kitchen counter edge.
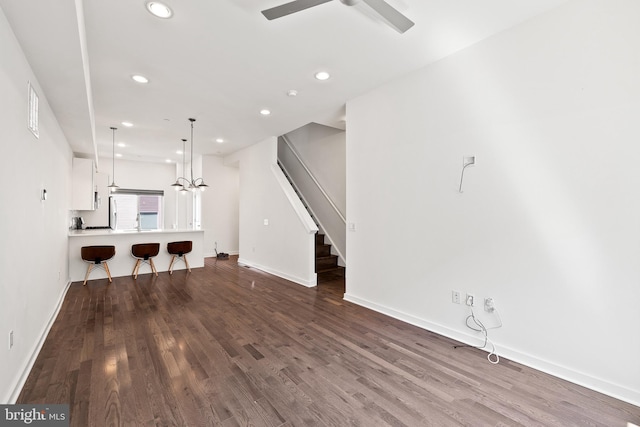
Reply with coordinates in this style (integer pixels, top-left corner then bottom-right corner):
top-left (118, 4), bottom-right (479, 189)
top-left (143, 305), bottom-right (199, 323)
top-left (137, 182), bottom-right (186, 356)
top-left (69, 229), bottom-right (204, 237)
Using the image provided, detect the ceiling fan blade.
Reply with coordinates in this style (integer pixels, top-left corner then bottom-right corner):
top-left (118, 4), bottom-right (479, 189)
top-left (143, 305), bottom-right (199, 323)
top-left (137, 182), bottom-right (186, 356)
top-left (361, 0), bottom-right (414, 33)
top-left (262, 0), bottom-right (334, 20)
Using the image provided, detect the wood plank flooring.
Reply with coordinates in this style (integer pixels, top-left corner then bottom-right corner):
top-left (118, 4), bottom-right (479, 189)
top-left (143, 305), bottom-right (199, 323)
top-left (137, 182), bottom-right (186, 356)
top-left (18, 256), bottom-right (640, 426)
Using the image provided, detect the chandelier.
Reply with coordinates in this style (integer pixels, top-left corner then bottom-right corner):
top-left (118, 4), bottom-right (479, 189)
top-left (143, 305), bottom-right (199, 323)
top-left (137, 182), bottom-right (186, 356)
top-left (171, 118), bottom-right (208, 192)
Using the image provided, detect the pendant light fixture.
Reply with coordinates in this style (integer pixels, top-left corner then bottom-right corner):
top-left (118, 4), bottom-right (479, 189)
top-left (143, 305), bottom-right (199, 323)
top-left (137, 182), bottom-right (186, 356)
top-left (176, 139), bottom-right (189, 194)
top-left (171, 118), bottom-right (208, 192)
top-left (108, 127), bottom-right (119, 191)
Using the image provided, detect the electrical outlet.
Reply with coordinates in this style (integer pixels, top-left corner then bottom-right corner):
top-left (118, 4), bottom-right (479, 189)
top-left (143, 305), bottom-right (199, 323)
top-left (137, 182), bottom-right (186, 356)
top-left (466, 294), bottom-right (475, 306)
top-left (9, 330), bottom-right (14, 349)
top-left (484, 297), bottom-right (495, 312)
top-left (452, 290), bottom-right (461, 304)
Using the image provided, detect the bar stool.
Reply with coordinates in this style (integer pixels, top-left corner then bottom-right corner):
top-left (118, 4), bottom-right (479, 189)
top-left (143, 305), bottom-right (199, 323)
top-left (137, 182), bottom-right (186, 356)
top-left (131, 243), bottom-right (160, 279)
top-left (167, 240), bottom-right (192, 274)
top-left (81, 245), bottom-right (116, 285)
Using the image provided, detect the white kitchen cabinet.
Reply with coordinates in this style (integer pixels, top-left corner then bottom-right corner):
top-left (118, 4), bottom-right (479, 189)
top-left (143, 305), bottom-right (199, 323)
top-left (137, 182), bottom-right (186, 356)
top-left (94, 172), bottom-right (108, 211)
top-left (71, 157), bottom-right (95, 211)
top-left (79, 171), bottom-right (111, 226)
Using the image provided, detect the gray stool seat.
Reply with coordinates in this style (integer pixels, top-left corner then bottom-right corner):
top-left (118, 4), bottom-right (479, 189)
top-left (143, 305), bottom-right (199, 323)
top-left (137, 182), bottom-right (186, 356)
top-left (81, 245), bottom-right (116, 285)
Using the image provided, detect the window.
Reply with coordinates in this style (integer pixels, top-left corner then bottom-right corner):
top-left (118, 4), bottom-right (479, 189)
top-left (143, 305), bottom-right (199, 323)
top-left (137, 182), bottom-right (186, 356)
top-left (110, 189), bottom-right (164, 230)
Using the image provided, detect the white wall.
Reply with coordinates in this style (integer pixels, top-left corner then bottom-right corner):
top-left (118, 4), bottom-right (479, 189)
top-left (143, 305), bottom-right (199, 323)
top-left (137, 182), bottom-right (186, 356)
top-left (201, 154), bottom-right (239, 257)
top-left (228, 137), bottom-right (317, 287)
top-left (345, 0), bottom-right (640, 406)
top-left (0, 8), bottom-right (73, 403)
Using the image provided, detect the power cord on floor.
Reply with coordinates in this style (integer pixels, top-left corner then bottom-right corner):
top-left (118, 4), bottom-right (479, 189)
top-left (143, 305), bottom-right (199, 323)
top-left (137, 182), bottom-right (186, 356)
top-left (454, 306), bottom-right (502, 364)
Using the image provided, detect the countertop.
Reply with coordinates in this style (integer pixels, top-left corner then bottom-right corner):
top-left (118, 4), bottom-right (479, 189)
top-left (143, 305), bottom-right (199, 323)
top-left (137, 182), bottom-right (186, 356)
top-left (67, 228), bottom-right (205, 281)
top-left (69, 228), bottom-right (204, 237)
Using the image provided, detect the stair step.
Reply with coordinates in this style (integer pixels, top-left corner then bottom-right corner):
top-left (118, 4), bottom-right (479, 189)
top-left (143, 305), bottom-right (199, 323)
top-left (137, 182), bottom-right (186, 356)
top-left (316, 244), bottom-right (331, 257)
top-left (314, 232), bottom-right (344, 283)
top-left (317, 266), bottom-right (345, 282)
top-left (316, 255), bottom-right (338, 270)
top-left (316, 265), bottom-right (344, 274)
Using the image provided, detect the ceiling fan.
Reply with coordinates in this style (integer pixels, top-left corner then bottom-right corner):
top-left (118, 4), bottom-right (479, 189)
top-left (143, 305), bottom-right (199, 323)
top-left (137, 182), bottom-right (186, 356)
top-left (261, 0), bottom-right (415, 34)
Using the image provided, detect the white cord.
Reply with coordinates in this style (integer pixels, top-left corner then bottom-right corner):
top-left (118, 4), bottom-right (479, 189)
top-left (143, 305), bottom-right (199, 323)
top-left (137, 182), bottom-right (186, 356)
top-left (463, 307), bottom-right (502, 364)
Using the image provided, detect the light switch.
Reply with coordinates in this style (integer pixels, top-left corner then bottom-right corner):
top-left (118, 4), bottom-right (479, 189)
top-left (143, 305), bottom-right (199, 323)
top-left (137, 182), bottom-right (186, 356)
top-left (348, 222), bottom-right (356, 231)
top-left (263, 219), bottom-right (269, 226)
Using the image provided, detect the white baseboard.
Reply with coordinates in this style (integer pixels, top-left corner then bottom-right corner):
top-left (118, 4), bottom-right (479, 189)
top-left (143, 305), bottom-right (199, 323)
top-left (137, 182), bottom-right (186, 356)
top-left (7, 280), bottom-right (72, 403)
top-left (343, 292), bottom-right (640, 408)
top-left (237, 258), bottom-right (317, 288)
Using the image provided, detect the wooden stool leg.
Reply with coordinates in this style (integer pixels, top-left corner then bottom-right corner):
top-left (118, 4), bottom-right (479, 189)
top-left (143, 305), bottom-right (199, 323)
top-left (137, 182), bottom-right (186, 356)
top-left (184, 255), bottom-right (191, 272)
top-left (83, 264), bottom-right (94, 286)
top-left (103, 262), bottom-right (112, 283)
top-left (168, 255), bottom-right (176, 274)
top-left (150, 258), bottom-right (158, 276)
top-left (132, 259), bottom-right (141, 279)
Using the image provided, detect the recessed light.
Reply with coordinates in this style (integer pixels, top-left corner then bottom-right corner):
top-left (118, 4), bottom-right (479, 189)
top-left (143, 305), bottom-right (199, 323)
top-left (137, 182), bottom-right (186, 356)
top-left (121, 121), bottom-right (133, 127)
top-left (215, 138), bottom-right (224, 143)
top-left (146, 1), bottom-right (173, 19)
top-left (117, 142), bottom-right (126, 147)
top-left (115, 153), bottom-right (123, 158)
top-left (314, 71), bottom-right (330, 81)
top-left (287, 89), bottom-right (298, 97)
top-left (165, 159), bottom-right (172, 163)
top-left (260, 109), bottom-right (271, 116)
top-left (176, 150), bottom-right (183, 155)
top-left (132, 75), bottom-right (149, 84)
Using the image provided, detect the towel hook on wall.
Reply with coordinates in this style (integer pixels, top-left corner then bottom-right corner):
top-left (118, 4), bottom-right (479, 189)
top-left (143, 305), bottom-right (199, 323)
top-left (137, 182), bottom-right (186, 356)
top-left (458, 156), bottom-right (476, 193)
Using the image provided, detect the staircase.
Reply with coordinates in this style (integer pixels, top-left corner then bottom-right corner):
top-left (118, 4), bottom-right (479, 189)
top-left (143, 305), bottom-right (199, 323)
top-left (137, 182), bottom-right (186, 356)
top-left (316, 232), bottom-right (345, 282)
top-left (276, 157), bottom-right (346, 284)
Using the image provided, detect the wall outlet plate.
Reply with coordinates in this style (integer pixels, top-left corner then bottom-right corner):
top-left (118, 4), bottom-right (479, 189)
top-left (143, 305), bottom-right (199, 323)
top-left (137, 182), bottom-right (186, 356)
top-left (452, 290), bottom-right (461, 304)
top-left (466, 294), bottom-right (475, 306)
top-left (484, 297), bottom-right (495, 312)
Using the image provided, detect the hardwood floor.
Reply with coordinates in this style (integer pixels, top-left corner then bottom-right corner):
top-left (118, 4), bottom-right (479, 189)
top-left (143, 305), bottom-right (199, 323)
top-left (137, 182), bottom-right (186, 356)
top-left (18, 256), bottom-right (640, 426)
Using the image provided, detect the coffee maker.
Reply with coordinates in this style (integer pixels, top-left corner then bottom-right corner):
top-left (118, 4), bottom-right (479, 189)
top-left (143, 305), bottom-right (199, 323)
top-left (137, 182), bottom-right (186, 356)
top-left (72, 217), bottom-right (84, 230)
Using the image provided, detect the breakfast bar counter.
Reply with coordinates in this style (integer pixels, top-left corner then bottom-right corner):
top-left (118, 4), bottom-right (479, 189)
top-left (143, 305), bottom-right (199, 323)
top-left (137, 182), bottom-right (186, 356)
top-left (68, 229), bottom-right (204, 282)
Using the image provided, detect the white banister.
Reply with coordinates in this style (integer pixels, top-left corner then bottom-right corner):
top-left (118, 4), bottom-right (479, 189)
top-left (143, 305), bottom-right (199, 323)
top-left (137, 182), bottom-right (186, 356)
top-left (281, 135), bottom-right (346, 224)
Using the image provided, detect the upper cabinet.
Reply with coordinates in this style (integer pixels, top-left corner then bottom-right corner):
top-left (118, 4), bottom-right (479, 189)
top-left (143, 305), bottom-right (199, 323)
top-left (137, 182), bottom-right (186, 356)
top-left (71, 158), bottom-right (95, 211)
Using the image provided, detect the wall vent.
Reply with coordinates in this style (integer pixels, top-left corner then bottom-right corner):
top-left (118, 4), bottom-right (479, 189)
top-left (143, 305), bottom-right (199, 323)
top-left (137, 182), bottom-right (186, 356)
top-left (27, 81), bottom-right (39, 139)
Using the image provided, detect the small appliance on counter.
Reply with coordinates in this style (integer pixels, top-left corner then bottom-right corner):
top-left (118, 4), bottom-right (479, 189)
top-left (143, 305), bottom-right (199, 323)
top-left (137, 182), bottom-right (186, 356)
top-left (71, 217), bottom-right (85, 230)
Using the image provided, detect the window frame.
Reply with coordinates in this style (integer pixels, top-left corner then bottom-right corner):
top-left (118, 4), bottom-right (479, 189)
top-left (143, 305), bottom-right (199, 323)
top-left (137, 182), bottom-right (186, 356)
top-left (110, 189), bottom-right (164, 231)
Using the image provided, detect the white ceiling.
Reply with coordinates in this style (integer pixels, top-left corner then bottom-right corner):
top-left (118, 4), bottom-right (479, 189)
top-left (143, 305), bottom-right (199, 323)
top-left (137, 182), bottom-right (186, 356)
top-left (1, 0), bottom-right (567, 167)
